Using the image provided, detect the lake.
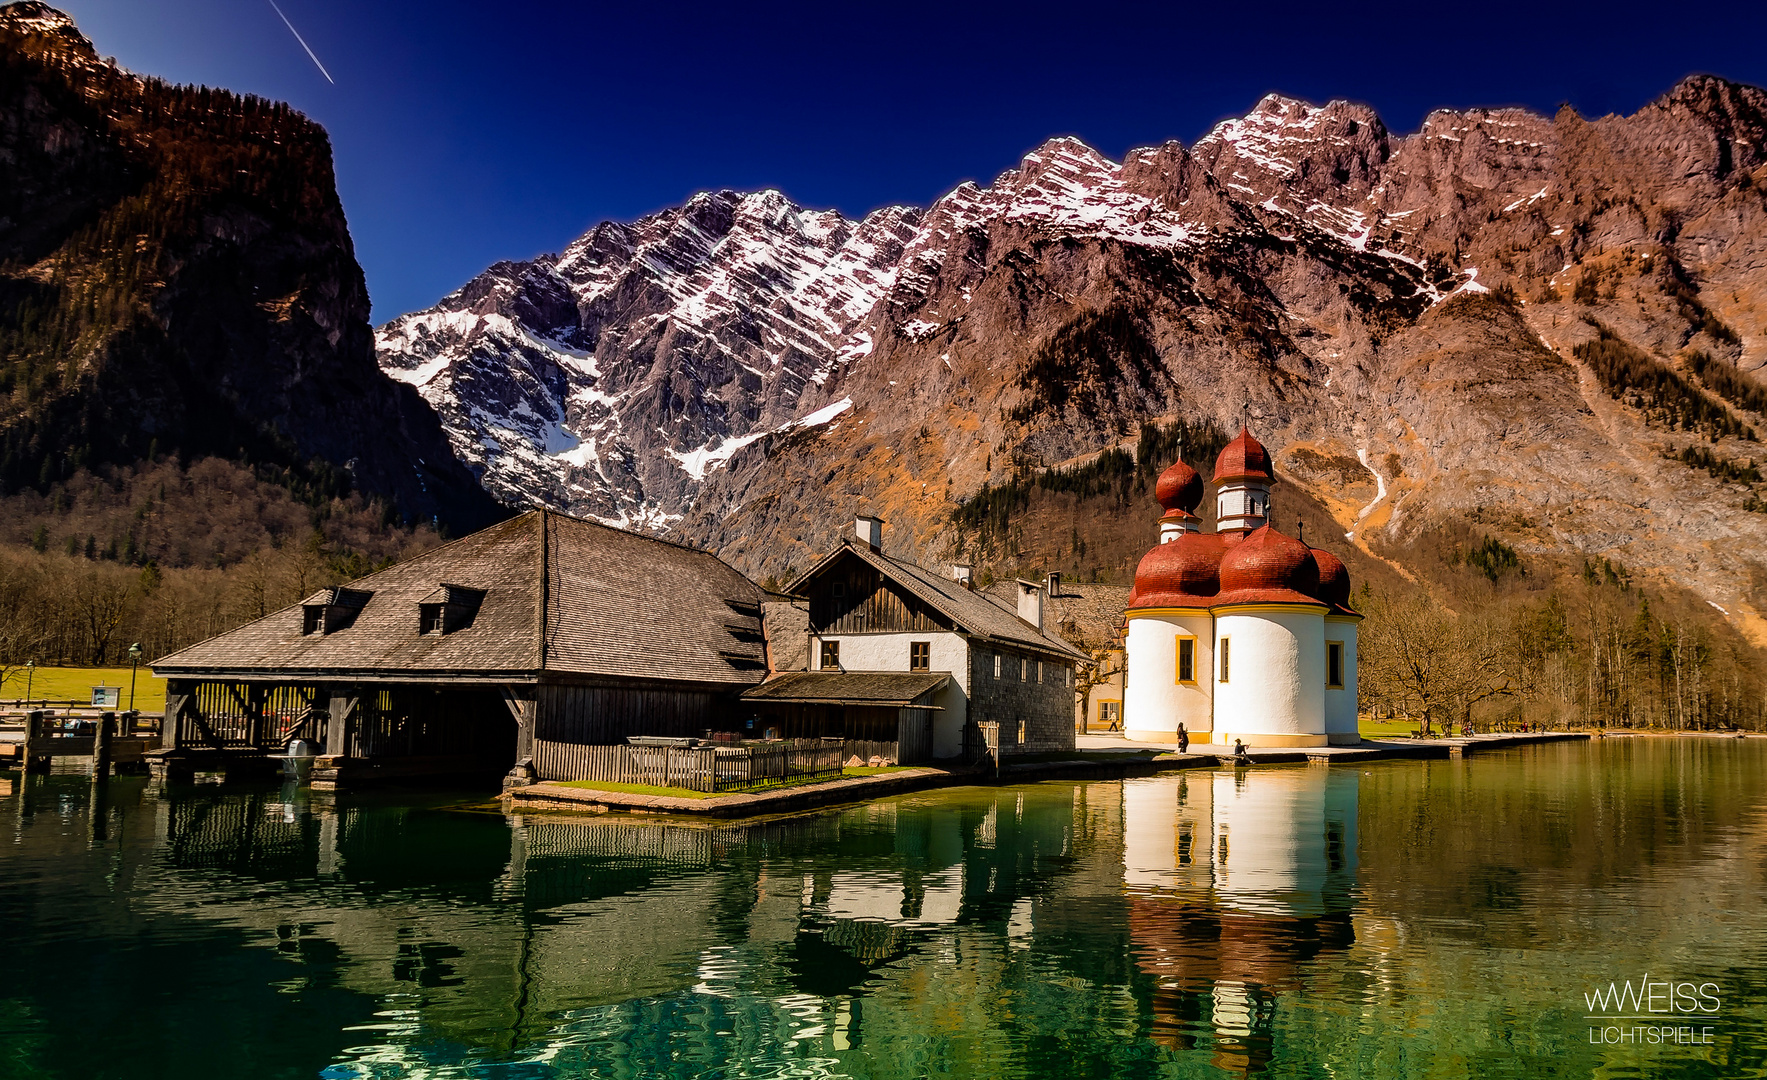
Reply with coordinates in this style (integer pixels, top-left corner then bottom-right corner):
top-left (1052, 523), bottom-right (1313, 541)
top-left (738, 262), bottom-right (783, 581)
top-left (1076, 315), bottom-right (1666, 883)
top-left (3, 738), bottom-right (1764, 1078)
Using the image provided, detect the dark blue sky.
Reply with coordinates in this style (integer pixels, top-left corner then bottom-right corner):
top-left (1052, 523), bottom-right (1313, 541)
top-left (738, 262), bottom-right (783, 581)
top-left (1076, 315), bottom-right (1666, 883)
top-left (51, 0), bottom-right (1767, 321)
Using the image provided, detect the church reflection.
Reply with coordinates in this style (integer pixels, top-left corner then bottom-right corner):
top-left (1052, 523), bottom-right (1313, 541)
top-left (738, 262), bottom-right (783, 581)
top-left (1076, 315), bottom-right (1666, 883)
top-left (1123, 768), bottom-right (1360, 1074)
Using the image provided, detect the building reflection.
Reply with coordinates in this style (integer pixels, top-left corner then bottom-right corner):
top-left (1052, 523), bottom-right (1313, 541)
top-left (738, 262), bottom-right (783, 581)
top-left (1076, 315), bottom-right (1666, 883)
top-left (5, 765), bottom-right (1361, 1077)
top-left (1123, 767), bottom-right (1359, 1075)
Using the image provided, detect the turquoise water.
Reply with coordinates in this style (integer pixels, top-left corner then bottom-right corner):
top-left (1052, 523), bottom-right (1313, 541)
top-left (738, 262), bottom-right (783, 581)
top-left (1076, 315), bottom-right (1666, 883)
top-left (2, 739), bottom-right (1765, 1078)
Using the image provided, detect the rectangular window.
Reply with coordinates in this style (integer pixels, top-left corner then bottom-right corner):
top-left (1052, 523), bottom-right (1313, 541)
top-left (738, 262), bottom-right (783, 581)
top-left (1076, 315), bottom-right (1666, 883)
top-left (820, 641), bottom-right (840, 670)
top-left (1098, 701), bottom-right (1121, 730)
top-left (1176, 637), bottom-right (1196, 684)
top-left (831, 581), bottom-right (846, 598)
top-left (1219, 637), bottom-right (1231, 683)
top-left (1020, 658), bottom-right (1028, 682)
top-left (1036, 661), bottom-right (1043, 683)
top-left (910, 641), bottom-right (930, 671)
top-left (1327, 641), bottom-right (1344, 689)
top-left (993, 653), bottom-right (1002, 679)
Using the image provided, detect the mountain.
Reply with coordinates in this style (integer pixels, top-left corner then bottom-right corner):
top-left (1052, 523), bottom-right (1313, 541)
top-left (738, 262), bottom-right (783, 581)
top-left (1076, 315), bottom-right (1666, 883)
top-left (376, 190), bottom-right (923, 528)
top-left (382, 82), bottom-right (1767, 646)
top-left (0, 2), bottom-right (502, 532)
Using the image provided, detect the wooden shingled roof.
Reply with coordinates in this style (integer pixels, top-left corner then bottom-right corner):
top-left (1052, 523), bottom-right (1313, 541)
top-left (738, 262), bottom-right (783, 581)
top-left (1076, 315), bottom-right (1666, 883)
top-left (742, 671), bottom-right (949, 707)
top-left (153, 510), bottom-right (768, 687)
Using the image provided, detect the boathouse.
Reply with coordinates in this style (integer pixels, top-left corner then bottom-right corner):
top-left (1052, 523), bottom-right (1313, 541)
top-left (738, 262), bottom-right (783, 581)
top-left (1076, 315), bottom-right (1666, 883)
top-left (744, 517), bottom-right (1084, 760)
top-left (150, 510), bottom-right (768, 786)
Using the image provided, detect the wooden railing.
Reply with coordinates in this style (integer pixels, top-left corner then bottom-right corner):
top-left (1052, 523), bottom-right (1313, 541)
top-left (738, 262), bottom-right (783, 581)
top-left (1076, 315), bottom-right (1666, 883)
top-left (533, 738), bottom-right (846, 792)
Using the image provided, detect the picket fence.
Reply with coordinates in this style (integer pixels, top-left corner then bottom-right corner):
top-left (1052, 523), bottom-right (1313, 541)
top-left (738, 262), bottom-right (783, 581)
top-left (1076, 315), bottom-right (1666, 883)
top-left (533, 738), bottom-right (846, 792)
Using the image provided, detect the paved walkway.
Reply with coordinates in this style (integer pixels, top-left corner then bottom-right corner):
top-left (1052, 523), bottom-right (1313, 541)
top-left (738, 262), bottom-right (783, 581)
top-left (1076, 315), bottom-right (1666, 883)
top-left (1077, 731), bottom-right (1589, 762)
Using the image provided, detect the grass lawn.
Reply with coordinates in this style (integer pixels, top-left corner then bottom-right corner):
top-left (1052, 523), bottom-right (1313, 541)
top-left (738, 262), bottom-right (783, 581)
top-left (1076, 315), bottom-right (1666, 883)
top-left (554, 766), bottom-right (924, 801)
top-left (1358, 719), bottom-right (1418, 739)
top-left (1, 665), bottom-right (166, 713)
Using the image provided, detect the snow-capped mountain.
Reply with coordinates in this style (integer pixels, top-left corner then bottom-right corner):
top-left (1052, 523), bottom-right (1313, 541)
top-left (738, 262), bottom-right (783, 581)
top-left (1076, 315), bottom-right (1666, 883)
top-left (377, 191), bottom-right (920, 528)
top-left (378, 79), bottom-right (1767, 639)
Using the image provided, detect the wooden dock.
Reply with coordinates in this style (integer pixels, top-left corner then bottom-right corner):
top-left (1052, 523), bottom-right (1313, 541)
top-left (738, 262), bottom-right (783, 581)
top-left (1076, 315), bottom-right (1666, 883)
top-left (1, 709), bottom-right (160, 777)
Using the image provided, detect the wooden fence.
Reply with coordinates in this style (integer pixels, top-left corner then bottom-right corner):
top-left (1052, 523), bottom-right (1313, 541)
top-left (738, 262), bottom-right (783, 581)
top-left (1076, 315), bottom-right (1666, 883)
top-left (533, 738), bottom-right (846, 792)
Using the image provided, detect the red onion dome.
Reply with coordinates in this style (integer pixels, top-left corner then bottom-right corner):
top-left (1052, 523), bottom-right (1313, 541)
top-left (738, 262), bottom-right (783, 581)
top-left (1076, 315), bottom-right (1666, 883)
top-left (1213, 426), bottom-right (1274, 483)
top-left (1214, 525), bottom-right (1322, 606)
top-left (1128, 531), bottom-right (1229, 609)
top-left (1154, 458), bottom-right (1204, 515)
top-left (1310, 547), bottom-right (1353, 609)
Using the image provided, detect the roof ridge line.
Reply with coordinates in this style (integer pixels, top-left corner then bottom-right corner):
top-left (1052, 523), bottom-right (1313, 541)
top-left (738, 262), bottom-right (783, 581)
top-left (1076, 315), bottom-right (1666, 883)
top-left (536, 508), bottom-right (549, 670)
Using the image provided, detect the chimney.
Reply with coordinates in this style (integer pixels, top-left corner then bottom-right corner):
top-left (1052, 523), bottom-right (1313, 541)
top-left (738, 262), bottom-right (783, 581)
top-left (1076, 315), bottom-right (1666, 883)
top-left (855, 515), bottom-right (884, 551)
top-left (1017, 579), bottom-right (1044, 632)
top-left (952, 563), bottom-right (974, 589)
top-left (1044, 571), bottom-right (1062, 598)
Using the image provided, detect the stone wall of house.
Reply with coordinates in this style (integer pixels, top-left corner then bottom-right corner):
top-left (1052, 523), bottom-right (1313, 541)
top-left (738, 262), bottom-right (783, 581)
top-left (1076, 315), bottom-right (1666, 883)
top-left (967, 645), bottom-right (1076, 754)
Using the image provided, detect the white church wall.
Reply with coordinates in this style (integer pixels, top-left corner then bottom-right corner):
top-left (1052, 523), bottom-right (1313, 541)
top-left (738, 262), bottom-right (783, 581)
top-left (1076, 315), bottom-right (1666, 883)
top-left (1123, 613), bottom-right (1214, 741)
top-left (1325, 617), bottom-right (1360, 745)
top-left (1213, 607), bottom-right (1327, 747)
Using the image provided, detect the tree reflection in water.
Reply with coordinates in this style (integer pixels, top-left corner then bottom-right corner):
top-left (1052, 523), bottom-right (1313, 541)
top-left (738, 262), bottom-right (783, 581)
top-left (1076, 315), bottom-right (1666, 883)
top-left (4, 740), bottom-right (1766, 1079)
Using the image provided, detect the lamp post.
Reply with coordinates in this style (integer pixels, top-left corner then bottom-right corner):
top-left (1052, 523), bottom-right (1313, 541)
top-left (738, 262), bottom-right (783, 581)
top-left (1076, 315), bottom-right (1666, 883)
top-left (24, 659), bottom-right (34, 707)
top-left (127, 643), bottom-right (143, 713)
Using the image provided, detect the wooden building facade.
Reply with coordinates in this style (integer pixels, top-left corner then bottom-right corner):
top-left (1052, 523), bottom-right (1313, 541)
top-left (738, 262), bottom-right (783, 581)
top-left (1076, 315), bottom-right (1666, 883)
top-left (751, 518), bottom-right (1085, 759)
top-left (151, 510), bottom-right (769, 786)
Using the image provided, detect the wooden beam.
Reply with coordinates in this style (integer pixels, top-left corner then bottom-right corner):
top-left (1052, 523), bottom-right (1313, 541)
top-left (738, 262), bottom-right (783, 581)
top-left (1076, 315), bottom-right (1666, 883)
top-left (325, 692), bottom-right (358, 757)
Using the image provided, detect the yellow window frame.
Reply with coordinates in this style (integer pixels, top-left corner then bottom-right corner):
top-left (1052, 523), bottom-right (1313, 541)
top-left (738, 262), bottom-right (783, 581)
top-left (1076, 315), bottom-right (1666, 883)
top-left (1174, 634), bottom-right (1198, 684)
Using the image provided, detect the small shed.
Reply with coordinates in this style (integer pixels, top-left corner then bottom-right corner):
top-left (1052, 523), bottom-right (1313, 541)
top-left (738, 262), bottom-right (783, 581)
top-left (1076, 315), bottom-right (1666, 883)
top-left (741, 670), bottom-right (948, 764)
top-left (151, 510), bottom-right (768, 786)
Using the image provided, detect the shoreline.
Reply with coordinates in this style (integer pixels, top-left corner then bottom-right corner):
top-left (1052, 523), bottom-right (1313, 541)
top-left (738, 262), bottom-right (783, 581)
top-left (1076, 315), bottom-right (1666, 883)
top-left (505, 730), bottom-right (1605, 819)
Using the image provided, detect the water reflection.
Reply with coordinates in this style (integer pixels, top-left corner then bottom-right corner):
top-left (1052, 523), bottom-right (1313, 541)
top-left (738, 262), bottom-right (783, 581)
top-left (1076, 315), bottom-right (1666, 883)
top-left (4, 742), bottom-right (1766, 1079)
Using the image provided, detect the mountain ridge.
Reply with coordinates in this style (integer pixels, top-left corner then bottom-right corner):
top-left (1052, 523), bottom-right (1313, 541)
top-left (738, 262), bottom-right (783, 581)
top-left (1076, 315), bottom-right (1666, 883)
top-left (378, 75), bottom-right (1767, 649)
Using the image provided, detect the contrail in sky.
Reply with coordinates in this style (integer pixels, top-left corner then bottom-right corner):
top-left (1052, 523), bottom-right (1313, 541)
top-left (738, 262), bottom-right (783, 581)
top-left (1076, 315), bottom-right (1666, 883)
top-left (267, 0), bottom-right (334, 84)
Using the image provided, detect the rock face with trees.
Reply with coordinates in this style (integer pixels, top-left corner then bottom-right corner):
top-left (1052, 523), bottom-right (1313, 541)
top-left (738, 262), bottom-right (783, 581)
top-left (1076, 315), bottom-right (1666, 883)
top-left (0, 3), bottom-right (500, 532)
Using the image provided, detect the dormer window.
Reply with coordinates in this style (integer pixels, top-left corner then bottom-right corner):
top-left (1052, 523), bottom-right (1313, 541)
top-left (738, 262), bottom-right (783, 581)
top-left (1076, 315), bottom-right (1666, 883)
top-left (418, 584), bottom-right (485, 635)
top-left (300, 588), bottom-right (371, 635)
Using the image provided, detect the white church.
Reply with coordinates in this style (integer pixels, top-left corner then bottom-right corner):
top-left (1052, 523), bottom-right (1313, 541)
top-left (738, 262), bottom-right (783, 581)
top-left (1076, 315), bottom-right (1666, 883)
top-left (1122, 427), bottom-right (1362, 747)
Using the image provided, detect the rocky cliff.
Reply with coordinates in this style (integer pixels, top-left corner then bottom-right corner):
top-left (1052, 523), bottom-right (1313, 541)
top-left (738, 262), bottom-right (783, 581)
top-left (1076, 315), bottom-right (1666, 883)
top-left (0, 3), bottom-right (502, 532)
top-left (383, 81), bottom-right (1767, 643)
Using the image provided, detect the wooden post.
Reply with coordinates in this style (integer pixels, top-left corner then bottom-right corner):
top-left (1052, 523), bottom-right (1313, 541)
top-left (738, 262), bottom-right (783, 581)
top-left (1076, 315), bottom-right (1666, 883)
top-left (91, 712), bottom-right (115, 780)
top-left (23, 710), bottom-right (48, 775)
top-left (502, 686), bottom-right (539, 787)
top-left (324, 691), bottom-right (358, 757)
top-left (163, 680), bottom-right (190, 750)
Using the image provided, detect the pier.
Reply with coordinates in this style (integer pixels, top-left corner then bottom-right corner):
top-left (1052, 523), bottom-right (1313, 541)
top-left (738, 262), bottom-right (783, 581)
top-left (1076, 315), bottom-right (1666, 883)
top-left (1, 709), bottom-right (160, 776)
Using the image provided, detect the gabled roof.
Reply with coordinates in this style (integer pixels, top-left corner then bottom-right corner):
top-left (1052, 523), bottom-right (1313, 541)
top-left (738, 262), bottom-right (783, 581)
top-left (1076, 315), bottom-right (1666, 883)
top-left (789, 540), bottom-right (1085, 661)
top-left (154, 511), bottom-right (767, 686)
top-left (742, 671), bottom-right (949, 707)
